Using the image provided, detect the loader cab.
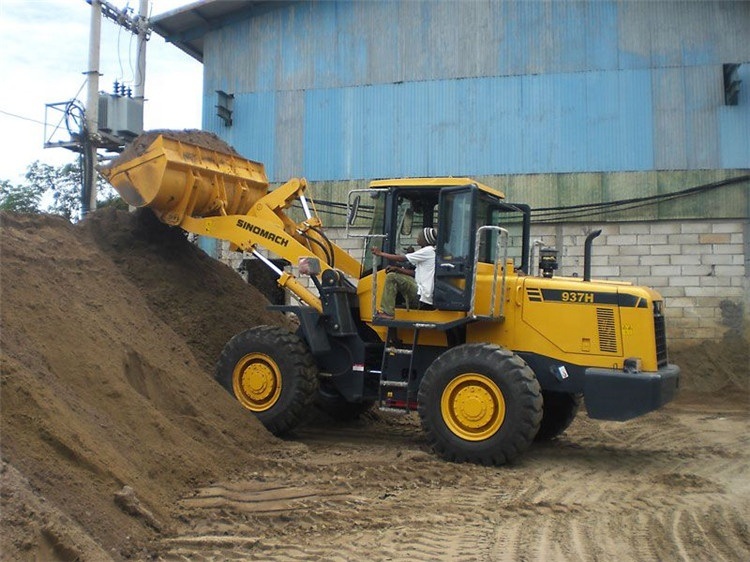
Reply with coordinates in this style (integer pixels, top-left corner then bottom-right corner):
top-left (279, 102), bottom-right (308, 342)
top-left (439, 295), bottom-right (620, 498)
top-left (360, 179), bottom-right (531, 312)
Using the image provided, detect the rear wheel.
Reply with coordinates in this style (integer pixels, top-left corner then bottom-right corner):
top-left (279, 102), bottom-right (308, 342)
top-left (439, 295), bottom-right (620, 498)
top-left (215, 326), bottom-right (318, 435)
top-left (535, 391), bottom-right (581, 441)
top-left (418, 343), bottom-right (542, 465)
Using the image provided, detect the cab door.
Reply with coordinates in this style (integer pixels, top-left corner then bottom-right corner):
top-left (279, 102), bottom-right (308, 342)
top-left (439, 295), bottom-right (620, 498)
top-left (433, 185), bottom-right (477, 311)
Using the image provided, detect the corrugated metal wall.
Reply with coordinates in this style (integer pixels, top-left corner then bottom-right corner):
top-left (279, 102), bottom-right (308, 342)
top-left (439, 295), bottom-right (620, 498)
top-left (201, 0), bottom-right (749, 182)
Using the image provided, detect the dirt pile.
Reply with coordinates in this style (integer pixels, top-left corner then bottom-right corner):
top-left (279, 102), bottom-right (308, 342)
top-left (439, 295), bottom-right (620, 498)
top-left (109, 129), bottom-right (241, 169)
top-left (1, 207), bottom-right (747, 561)
top-left (80, 208), bottom-right (290, 372)
top-left (670, 336), bottom-right (749, 394)
top-left (0, 210), bottom-right (289, 560)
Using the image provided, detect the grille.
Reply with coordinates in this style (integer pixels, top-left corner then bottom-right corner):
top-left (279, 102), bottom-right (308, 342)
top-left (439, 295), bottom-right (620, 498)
top-left (597, 308), bottom-right (618, 353)
top-left (653, 301), bottom-right (668, 367)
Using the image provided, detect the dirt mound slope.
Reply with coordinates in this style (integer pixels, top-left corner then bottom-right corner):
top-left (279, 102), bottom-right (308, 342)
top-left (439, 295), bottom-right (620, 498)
top-left (0, 211), bottom-right (289, 560)
top-left (80, 208), bottom-right (290, 372)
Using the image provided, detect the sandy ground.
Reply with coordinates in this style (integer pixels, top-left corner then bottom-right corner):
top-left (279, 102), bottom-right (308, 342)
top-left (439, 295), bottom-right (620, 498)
top-left (1, 209), bottom-right (748, 561)
top-left (160, 393), bottom-right (750, 562)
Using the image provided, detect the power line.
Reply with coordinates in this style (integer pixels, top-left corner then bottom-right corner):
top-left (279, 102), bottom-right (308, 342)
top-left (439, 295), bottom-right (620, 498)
top-left (294, 175), bottom-right (748, 224)
top-left (532, 175), bottom-right (750, 222)
top-left (0, 109), bottom-right (46, 126)
top-left (534, 175), bottom-right (749, 214)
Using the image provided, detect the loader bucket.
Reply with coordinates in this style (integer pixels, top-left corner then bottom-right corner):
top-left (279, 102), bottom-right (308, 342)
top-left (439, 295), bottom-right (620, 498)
top-left (101, 134), bottom-right (269, 226)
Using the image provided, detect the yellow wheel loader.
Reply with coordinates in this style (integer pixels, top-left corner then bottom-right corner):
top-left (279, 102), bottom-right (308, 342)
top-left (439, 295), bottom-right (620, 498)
top-left (102, 134), bottom-right (679, 465)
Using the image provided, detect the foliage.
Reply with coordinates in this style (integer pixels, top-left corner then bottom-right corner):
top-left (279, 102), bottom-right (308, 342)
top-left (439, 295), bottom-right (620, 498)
top-left (0, 178), bottom-right (46, 213)
top-left (0, 158), bottom-right (121, 221)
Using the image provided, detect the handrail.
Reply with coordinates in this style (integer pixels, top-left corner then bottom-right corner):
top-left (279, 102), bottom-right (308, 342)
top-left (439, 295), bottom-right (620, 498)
top-left (346, 188), bottom-right (388, 317)
top-left (470, 226), bottom-right (509, 320)
top-left (530, 239), bottom-right (545, 276)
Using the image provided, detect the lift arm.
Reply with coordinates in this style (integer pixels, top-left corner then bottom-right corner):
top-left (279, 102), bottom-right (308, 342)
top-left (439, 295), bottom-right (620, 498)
top-left (101, 134), bottom-right (362, 312)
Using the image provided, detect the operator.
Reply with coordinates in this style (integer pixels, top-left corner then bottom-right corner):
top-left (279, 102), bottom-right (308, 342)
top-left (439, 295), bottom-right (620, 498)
top-left (372, 227), bottom-right (437, 320)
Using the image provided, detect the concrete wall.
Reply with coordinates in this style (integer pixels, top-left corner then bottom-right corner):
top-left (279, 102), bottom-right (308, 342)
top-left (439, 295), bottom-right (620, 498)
top-left (287, 170), bottom-right (750, 226)
top-left (530, 219), bottom-right (748, 346)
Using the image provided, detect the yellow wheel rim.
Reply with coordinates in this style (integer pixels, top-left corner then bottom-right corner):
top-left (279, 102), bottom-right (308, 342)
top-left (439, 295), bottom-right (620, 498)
top-left (441, 373), bottom-right (506, 441)
top-left (232, 352), bottom-right (282, 412)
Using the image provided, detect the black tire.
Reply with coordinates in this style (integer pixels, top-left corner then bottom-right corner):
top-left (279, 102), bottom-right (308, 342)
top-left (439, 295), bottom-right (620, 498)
top-left (418, 343), bottom-right (542, 466)
top-left (315, 380), bottom-right (375, 422)
top-left (215, 326), bottom-right (318, 436)
top-left (535, 391), bottom-right (581, 441)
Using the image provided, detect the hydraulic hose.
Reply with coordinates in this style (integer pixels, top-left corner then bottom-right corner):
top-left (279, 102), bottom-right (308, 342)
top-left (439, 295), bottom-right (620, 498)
top-left (310, 225), bottom-right (336, 269)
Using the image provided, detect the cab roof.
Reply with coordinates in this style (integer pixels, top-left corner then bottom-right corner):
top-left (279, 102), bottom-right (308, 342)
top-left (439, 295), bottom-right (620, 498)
top-left (368, 177), bottom-right (505, 199)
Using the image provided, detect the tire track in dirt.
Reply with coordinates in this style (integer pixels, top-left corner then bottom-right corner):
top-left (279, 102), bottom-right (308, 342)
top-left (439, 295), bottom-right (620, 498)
top-left (181, 482), bottom-right (359, 514)
top-left (158, 404), bottom-right (750, 561)
top-left (487, 405), bottom-right (750, 562)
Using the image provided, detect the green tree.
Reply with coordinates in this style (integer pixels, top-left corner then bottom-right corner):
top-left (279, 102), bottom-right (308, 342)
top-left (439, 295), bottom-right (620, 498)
top-left (0, 159), bottom-right (123, 221)
top-left (0, 178), bottom-right (46, 213)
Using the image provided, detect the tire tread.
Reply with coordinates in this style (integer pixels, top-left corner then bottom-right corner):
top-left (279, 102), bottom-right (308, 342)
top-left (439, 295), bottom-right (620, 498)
top-left (418, 343), bottom-right (542, 466)
top-left (215, 325), bottom-right (318, 436)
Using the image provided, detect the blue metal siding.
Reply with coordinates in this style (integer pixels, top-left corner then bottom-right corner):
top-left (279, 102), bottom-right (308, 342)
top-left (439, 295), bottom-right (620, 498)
top-left (295, 70), bottom-right (655, 182)
top-left (585, 1), bottom-right (619, 71)
top-left (368, 85), bottom-right (400, 177)
top-left (719, 64), bottom-right (750, 169)
top-left (201, 0), bottom-right (749, 181)
top-left (205, 1), bottom-right (748, 93)
top-left (203, 91), bottom-right (277, 178)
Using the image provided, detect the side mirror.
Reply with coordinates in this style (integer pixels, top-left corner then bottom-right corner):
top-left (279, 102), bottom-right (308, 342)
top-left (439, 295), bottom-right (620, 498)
top-left (400, 208), bottom-right (414, 236)
top-left (347, 195), bottom-right (361, 226)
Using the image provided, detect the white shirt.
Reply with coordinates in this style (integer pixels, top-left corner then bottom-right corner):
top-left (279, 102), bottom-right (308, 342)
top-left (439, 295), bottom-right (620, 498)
top-left (406, 245), bottom-right (436, 304)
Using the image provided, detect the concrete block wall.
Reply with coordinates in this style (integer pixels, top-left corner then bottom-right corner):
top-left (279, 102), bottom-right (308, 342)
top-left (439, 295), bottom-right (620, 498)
top-left (526, 220), bottom-right (748, 346)
top-left (217, 220), bottom-right (748, 346)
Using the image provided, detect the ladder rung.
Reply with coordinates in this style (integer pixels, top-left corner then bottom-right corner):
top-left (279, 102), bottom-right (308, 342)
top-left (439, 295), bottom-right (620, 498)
top-left (385, 347), bottom-right (413, 355)
top-left (378, 407), bottom-right (410, 414)
top-left (471, 314), bottom-right (505, 322)
top-left (380, 380), bottom-right (409, 388)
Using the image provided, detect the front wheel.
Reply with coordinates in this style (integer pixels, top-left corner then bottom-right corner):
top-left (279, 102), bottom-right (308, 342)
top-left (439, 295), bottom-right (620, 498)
top-left (215, 326), bottom-right (318, 435)
top-left (535, 391), bottom-right (581, 441)
top-left (418, 344), bottom-right (542, 465)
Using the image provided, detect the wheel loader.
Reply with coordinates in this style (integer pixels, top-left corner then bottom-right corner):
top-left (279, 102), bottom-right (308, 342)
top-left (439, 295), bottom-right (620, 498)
top-left (102, 134), bottom-right (680, 465)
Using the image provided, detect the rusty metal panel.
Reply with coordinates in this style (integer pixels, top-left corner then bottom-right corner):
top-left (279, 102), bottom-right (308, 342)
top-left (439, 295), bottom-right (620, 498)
top-left (274, 90), bottom-right (304, 179)
top-left (683, 65), bottom-right (722, 169)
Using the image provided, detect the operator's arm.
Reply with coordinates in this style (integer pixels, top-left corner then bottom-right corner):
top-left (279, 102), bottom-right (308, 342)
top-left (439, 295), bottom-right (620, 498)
top-left (372, 247), bottom-right (408, 263)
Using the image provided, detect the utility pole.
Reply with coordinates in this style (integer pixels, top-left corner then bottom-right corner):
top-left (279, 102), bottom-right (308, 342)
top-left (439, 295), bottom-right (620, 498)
top-left (83, 0), bottom-right (102, 215)
top-left (135, 0), bottom-right (149, 100)
top-left (81, 0), bottom-right (150, 216)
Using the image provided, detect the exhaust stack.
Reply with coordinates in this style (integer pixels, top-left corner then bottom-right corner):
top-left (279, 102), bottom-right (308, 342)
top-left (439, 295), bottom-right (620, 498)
top-left (583, 229), bottom-right (602, 282)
